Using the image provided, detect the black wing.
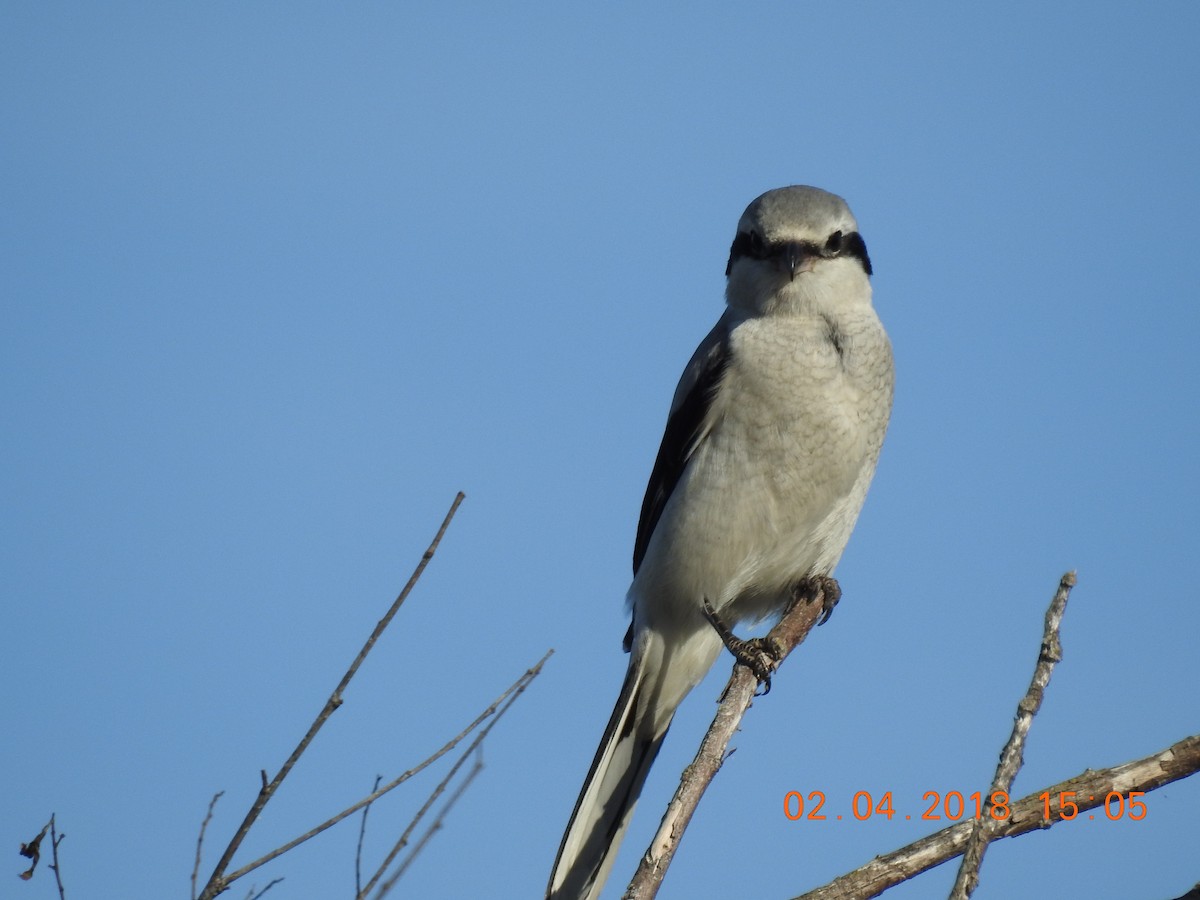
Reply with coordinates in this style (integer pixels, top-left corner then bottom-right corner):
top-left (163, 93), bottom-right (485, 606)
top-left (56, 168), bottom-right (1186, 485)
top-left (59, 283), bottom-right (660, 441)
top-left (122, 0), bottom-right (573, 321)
top-left (631, 328), bottom-right (731, 576)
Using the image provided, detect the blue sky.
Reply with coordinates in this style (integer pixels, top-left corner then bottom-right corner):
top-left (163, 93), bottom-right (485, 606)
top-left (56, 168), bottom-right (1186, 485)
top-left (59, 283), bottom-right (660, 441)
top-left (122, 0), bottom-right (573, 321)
top-left (4, 4), bottom-right (1198, 899)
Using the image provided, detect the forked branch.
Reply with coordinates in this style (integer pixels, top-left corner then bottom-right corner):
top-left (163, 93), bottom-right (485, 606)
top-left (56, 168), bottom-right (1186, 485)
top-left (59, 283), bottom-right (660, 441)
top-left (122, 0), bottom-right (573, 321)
top-left (197, 493), bottom-right (465, 900)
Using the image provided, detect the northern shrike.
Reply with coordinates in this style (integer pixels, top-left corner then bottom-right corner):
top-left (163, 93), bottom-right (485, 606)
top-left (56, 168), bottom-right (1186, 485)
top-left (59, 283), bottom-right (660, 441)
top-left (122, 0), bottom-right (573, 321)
top-left (547, 186), bottom-right (894, 900)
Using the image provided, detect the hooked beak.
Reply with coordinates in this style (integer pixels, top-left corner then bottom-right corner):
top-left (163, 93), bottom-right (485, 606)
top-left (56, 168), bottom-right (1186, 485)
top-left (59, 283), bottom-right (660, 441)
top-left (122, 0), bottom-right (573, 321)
top-left (782, 241), bottom-right (816, 282)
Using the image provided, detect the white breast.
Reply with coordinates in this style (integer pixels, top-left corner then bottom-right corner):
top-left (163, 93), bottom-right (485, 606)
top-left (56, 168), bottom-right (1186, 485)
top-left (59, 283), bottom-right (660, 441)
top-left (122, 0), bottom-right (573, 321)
top-left (632, 306), bottom-right (892, 632)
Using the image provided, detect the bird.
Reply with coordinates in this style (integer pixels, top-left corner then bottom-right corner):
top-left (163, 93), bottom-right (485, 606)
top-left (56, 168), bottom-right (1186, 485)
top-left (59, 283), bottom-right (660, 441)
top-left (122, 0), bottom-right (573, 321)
top-left (546, 186), bottom-right (894, 900)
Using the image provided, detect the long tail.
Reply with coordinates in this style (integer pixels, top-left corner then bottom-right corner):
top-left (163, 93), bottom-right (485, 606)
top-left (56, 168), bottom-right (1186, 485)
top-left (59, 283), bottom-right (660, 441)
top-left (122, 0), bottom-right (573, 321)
top-left (547, 630), bottom-right (708, 900)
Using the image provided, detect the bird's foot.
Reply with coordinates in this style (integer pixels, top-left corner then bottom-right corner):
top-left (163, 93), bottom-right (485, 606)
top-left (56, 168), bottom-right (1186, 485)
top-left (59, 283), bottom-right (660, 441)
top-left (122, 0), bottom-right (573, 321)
top-left (702, 599), bottom-right (782, 695)
top-left (792, 575), bottom-right (842, 626)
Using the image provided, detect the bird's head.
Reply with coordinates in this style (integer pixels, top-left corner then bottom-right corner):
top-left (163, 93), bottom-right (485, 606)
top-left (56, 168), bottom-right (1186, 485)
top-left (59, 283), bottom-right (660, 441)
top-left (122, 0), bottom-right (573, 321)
top-left (725, 185), bottom-right (873, 315)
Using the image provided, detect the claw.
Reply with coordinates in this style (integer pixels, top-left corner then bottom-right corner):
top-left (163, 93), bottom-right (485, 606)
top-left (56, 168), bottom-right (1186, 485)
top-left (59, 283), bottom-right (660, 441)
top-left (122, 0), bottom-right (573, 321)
top-left (702, 598), bottom-right (780, 693)
top-left (793, 575), bottom-right (841, 626)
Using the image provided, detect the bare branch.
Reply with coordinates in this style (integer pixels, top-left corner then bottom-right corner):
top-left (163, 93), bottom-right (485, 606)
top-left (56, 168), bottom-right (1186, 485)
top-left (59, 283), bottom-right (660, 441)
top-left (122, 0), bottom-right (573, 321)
top-left (794, 732), bottom-right (1200, 900)
top-left (223, 650), bottom-right (551, 889)
top-left (193, 792), bottom-right (225, 900)
top-left (360, 655), bottom-right (550, 898)
top-left (242, 878), bottom-right (284, 900)
top-left (950, 571), bottom-right (1077, 899)
top-left (19, 815), bottom-right (66, 898)
top-left (197, 492), bottom-right (466, 900)
top-left (355, 776), bottom-right (383, 899)
top-left (623, 583), bottom-right (830, 899)
top-left (49, 814), bottom-right (66, 900)
top-left (374, 748), bottom-right (486, 898)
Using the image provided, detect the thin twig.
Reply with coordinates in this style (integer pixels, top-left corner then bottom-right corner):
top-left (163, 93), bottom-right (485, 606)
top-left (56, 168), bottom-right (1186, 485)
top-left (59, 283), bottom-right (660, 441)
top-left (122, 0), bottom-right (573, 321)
top-left (793, 732), bottom-right (1200, 900)
top-left (949, 571), bottom-right (1076, 900)
top-left (374, 748), bottom-right (486, 898)
top-left (243, 878), bottom-right (284, 900)
top-left (226, 650), bottom-right (552, 888)
top-left (198, 492), bottom-right (466, 900)
top-left (49, 814), bottom-right (66, 900)
top-left (356, 776), bottom-right (383, 898)
top-left (360, 655), bottom-right (550, 899)
top-left (623, 582), bottom-right (831, 899)
top-left (194, 792), bottom-right (225, 900)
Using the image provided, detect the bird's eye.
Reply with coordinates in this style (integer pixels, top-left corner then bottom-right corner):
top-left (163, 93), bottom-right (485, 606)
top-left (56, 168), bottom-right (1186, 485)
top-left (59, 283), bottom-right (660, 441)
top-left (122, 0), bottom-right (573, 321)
top-left (824, 230), bottom-right (844, 255)
top-left (748, 231), bottom-right (765, 257)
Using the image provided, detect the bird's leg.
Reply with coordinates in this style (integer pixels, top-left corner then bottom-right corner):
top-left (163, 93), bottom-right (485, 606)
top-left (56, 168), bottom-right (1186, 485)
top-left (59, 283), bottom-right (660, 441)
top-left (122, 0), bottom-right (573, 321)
top-left (703, 577), bottom-right (842, 693)
top-left (791, 574), bottom-right (842, 626)
top-left (702, 598), bottom-right (782, 694)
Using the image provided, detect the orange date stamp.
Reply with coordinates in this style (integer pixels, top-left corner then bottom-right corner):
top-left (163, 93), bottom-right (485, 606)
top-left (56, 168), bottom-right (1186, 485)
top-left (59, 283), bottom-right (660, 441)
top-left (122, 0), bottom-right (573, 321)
top-left (782, 790), bottom-right (1148, 822)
